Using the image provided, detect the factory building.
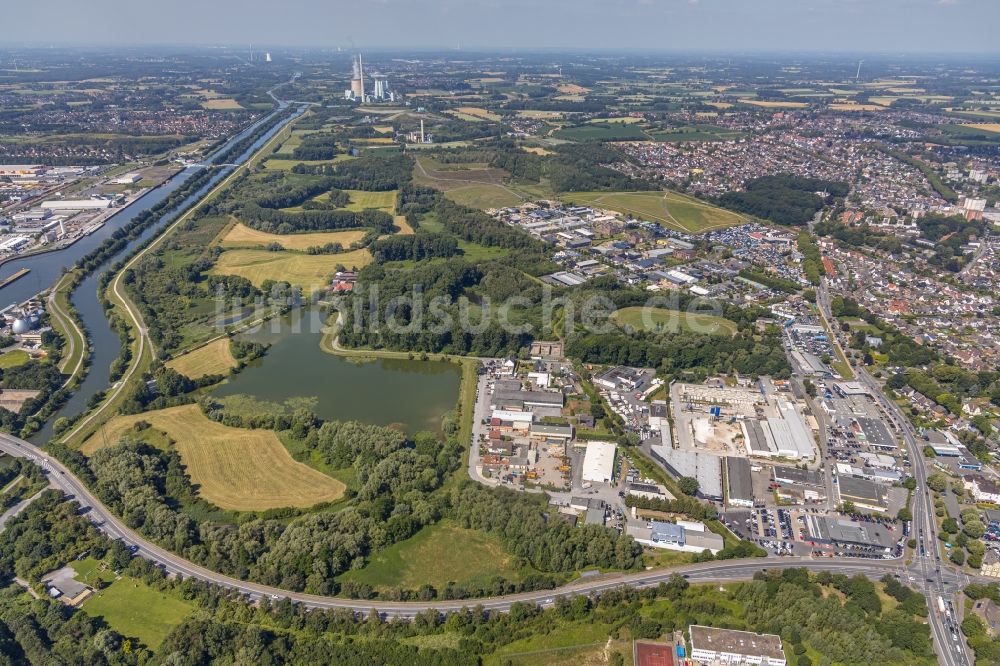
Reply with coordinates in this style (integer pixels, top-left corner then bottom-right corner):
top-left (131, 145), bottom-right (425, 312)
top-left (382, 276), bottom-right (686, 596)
top-left (802, 515), bottom-right (896, 552)
top-left (725, 457), bottom-right (754, 508)
top-left (837, 475), bottom-right (888, 512)
top-left (627, 520), bottom-right (724, 555)
top-left (41, 198), bottom-right (112, 210)
top-left (689, 625), bottom-right (786, 666)
top-left (650, 445), bottom-right (723, 501)
top-left (582, 442), bottom-right (617, 484)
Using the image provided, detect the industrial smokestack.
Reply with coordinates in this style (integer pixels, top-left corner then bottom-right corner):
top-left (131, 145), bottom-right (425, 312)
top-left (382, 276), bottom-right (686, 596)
top-left (359, 54), bottom-right (365, 102)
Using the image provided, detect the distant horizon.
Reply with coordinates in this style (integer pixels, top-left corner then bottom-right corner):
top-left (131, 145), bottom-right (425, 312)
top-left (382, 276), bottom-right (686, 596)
top-left (1, 43), bottom-right (999, 59)
top-left (1, 0), bottom-right (997, 55)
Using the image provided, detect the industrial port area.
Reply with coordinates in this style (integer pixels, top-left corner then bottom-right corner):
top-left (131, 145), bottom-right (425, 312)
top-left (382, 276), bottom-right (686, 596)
top-left (0, 163), bottom-right (178, 266)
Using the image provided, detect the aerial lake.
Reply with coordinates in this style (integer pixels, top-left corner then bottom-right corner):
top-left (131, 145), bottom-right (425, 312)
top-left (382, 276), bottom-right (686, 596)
top-left (213, 308), bottom-right (462, 434)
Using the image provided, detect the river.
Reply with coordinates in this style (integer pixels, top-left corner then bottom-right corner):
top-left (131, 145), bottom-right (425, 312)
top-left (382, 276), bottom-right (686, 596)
top-left (19, 105), bottom-right (303, 444)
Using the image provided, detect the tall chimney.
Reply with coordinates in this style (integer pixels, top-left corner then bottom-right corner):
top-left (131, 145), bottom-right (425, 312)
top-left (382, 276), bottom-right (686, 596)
top-left (359, 54), bottom-right (365, 102)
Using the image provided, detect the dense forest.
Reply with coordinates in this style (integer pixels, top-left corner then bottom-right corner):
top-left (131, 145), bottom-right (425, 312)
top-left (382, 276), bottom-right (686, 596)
top-left (717, 175), bottom-right (849, 226)
top-left (291, 153), bottom-right (414, 191)
top-left (567, 321), bottom-right (790, 381)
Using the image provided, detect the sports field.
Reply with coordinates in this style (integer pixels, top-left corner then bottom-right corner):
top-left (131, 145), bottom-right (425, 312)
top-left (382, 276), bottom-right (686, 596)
top-left (80, 404), bottom-right (346, 511)
top-left (342, 189), bottom-right (397, 213)
top-left (210, 248), bottom-right (372, 289)
top-left (338, 519), bottom-right (526, 591)
top-left (82, 577), bottom-right (194, 649)
top-left (611, 306), bottom-right (738, 337)
top-left (165, 338), bottom-right (237, 379)
top-left (560, 190), bottom-right (745, 233)
top-left (219, 222), bottom-right (370, 250)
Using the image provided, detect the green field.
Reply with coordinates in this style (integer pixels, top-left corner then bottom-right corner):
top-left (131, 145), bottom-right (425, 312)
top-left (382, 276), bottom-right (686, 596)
top-left (611, 306), bottom-right (738, 337)
top-left (553, 123), bottom-right (649, 141)
top-left (339, 519), bottom-right (528, 592)
top-left (649, 124), bottom-right (746, 142)
top-left (342, 189), bottom-right (397, 213)
top-left (0, 350), bottom-right (30, 369)
top-left (445, 183), bottom-right (524, 209)
top-left (560, 190), bottom-right (745, 233)
top-left (82, 577), bottom-right (195, 649)
top-left (69, 557), bottom-right (117, 586)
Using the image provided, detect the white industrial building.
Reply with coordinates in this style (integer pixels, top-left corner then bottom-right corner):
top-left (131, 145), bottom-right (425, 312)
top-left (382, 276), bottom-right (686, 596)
top-left (0, 235), bottom-right (31, 252)
top-left (689, 625), bottom-right (786, 666)
top-left (627, 519), bottom-right (724, 555)
top-left (41, 199), bottom-right (111, 210)
top-left (582, 441), bottom-right (617, 484)
top-left (112, 173), bottom-right (141, 184)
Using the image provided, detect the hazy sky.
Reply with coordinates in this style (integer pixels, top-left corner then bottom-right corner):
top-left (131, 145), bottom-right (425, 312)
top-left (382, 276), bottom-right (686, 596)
top-left (3, 0), bottom-right (998, 53)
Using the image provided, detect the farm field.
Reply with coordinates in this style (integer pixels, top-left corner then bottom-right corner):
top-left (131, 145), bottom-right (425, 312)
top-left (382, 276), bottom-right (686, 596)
top-left (962, 123), bottom-right (1000, 134)
top-left (552, 123), bottom-right (649, 141)
top-left (165, 338), bottom-right (237, 379)
top-left (453, 106), bottom-right (502, 121)
top-left (263, 154), bottom-right (355, 171)
top-left (611, 306), bottom-right (738, 337)
top-left (210, 248), bottom-right (372, 289)
top-left (739, 99), bottom-right (809, 109)
top-left (219, 222), bottom-right (370, 250)
top-left (829, 103), bottom-right (886, 111)
top-left (342, 189), bottom-right (397, 213)
top-left (393, 215), bottom-right (414, 235)
top-left (560, 190), bottom-right (745, 233)
top-left (79, 404), bottom-right (346, 511)
top-left (82, 577), bottom-right (195, 650)
top-left (201, 98), bottom-right (243, 110)
top-left (648, 124), bottom-right (745, 142)
top-left (338, 519), bottom-right (528, 592)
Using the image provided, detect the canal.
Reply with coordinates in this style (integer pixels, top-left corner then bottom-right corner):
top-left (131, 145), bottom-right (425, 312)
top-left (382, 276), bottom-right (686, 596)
top-left (20, 105), bottom-right (303, 443)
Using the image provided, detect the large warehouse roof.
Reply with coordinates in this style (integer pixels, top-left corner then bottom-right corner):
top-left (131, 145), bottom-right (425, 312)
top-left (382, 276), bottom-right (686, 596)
top-left (650, 445), bottom-right (723, 500)
top-left (725, 457), bottom-right (753, 506)
top-left (582, 442), bottom-right (617, 484)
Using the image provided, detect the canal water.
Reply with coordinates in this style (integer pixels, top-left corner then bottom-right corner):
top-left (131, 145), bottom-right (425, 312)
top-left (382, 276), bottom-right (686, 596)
top-left (20, 106), bottom-right (303, 443)
top-left (213, 308), bottom-right (461, 435)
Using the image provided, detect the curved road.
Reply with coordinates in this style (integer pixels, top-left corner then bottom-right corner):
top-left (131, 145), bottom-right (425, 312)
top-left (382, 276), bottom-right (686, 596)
top-left (0, 427), bottom-right (933, 619)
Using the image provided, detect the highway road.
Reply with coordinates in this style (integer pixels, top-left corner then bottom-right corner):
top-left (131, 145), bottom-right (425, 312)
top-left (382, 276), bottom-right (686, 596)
top-left (818, 280), bottom-right (972, 666)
